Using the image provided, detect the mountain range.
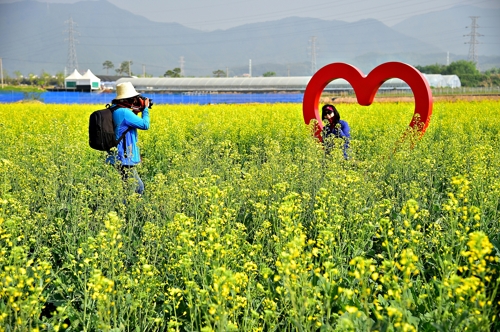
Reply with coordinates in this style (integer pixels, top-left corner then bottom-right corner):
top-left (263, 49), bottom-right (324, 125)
top-left (1, 0), bottom-right (499, 77)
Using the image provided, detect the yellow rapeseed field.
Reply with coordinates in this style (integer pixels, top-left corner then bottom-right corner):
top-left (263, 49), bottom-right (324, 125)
top-left (0, 101), bottom-right (499, 331)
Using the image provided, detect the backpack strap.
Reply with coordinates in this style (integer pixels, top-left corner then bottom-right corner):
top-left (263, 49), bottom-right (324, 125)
top-left (117, 128), bottom-right (131, 145)
top-left (107, 104), bottom-right (133, 158)
top-left (118, 127), bottom-right (132, 158)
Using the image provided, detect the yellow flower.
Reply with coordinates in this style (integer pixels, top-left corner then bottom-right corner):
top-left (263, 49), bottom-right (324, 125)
top-left (345, 305), bottom-right (358, 313)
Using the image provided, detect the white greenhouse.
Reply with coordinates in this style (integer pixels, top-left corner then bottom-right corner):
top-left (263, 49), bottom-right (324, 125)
top-left (116, 76), bottom-right (411, 93)
top-left (424, 74), bottom-right (461, 88)
top-left (116, 73), bottom-right (460, 94)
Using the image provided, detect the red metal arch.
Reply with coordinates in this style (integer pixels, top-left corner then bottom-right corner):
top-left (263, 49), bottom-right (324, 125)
top-left (303, 62), bottom-right (433, 140)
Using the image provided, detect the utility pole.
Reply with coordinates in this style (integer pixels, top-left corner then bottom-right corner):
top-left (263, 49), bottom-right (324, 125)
top-left (465, 16), bottom-right (482, 70)
top-left (179, 56), bottom-right (185, 76)
top-left (309, 36), bottom-right (317, 75)
top-left (446, 51), bottom-right (450, 66)
top-left (226, 67), bottom-right (228, 77)
top-left (142, 64), bottom-right (146, 77)
top-left (0, 58), bottom-right (4, 88)
top-left (128, 60), bottom-right (131, 76)
top-left (64, 17), bottom-right (79, 73)
top-left (249, 59), bottom-right (252, 77)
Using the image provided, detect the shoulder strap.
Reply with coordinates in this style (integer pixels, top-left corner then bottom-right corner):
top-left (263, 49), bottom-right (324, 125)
top-left (118, 127), bottom-right (132, 158)
top-left (106, 103), bottom-right (119, 111)
top-left (107, 103), bottom-right (130, 142)
top-left (110, 104), bottom-right (132, 156)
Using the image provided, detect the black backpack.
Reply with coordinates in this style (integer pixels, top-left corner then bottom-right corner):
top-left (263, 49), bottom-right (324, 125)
top-left (89, 104), bottom-right (130, 151)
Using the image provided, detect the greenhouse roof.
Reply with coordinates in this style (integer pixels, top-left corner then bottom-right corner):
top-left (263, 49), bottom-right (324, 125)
top-left (114, 74), bottom-right (460, 93)
top-left (116, 76), bottom-right (410, 92)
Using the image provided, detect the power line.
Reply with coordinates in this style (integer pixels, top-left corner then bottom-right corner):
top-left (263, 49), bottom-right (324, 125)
top-left (64, 17), bottom-right (79, 73)
top-left (465, 16), bottom-right (483, 69)
top-left (179, 56), bottom-right (185, 76)
top-left (309, 36), bottom-right (317, 75)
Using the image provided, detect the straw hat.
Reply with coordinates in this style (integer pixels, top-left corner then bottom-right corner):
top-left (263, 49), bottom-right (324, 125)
top-left (116, 82), bottom-right (140, 100)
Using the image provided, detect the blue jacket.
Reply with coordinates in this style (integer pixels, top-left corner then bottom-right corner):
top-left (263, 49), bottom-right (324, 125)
top-left (322, 119), bottom-right (350, 159)
top-left (106, 106), bottom-right (150, 166)
top-left (323, 119), bottom-right (350, 139)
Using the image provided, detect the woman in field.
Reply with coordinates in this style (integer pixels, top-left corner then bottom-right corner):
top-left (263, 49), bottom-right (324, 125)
top-left (321, 104), bottom-right (350, 159)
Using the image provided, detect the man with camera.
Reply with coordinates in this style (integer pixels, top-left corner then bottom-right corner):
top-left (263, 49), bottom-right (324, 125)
top-left (106, 82), bottom-right (151, 195)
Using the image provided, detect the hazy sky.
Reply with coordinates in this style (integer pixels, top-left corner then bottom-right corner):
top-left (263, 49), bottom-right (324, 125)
top-left (2, 0), bottom-right (499, 30)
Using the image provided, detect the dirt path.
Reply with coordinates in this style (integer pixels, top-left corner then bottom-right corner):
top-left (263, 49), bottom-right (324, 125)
top-left (323, 95), bottom-right (500, 103)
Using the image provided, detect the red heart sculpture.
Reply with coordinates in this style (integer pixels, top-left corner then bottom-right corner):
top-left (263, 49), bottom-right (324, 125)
top-left (303, 62), bottom-right (433, 141)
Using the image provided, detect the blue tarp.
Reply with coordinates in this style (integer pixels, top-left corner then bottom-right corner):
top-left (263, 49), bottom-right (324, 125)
top-left (0, 91), bottom-right (304, 104)
top-left (0, 92), bottom-right (25, 103)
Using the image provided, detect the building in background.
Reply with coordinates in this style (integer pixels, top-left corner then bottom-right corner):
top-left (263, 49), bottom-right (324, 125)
top-left (64, 69), bottom-right (101, 92)
top-left (64, 69), bottom-right (83, 90)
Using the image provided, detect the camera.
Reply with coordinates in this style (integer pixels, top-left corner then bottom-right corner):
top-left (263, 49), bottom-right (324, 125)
top-left (138, 95), bottom-right (153, 109)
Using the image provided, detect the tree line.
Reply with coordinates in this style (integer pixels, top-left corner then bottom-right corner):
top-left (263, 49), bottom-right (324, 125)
top-left (163, 68), bottom-right (276, 78)
top-left (0, 70), bottom-right (66, 88)
top-left (1, 59), bottom-right (498, 89)
top-left (415, 60), bottom-right (500, 87)
top-left (106, 61), bottom-right (276, 78)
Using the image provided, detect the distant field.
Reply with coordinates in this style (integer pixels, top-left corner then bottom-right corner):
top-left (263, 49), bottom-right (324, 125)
top-left (0, 101), bottom-right (499, 331)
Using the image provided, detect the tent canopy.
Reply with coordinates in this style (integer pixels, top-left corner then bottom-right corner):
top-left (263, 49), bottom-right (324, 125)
top-left (65, 69), bottom-right (100, 90)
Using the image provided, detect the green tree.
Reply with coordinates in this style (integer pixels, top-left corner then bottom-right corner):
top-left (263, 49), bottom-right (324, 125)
top-left (263, 71), bottom-right (276, 77)
top-left (1, 72), bottom-right (11, 86)
top-left (415, 60), bottom-right (487, 87)
top-left (28, 73), bottom-right (36, 86)
top-left (164, 68), bottom-right (181, 77)
top-left (38, 70), bottom-right (51, 87)
top-left (102, 60), bottom-right (114, 75)
top-left (13, 70), bottom-right (22, 85)
top-left (212, 69), bottom-right (226, 77)
top-left (485, 67), bottom-right (499, 75)
top-left (443, 60), bottom-right (479, 76)
top-left (116, 61), bottom-right (132, 76)
top-left (444, 60), bottom-right (481, 87)
top-left (53, 72), bottom-right (65, 87)
top-left (482, 67), bottom-right (500, 87)
top-left (415, 64), bottom-right (446, 74)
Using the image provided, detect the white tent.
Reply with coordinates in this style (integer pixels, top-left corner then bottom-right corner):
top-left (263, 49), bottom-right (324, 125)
top-left (81, 69), bottom-right (101, 90)
top-left (64, 69), bottom-right (83, 89)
